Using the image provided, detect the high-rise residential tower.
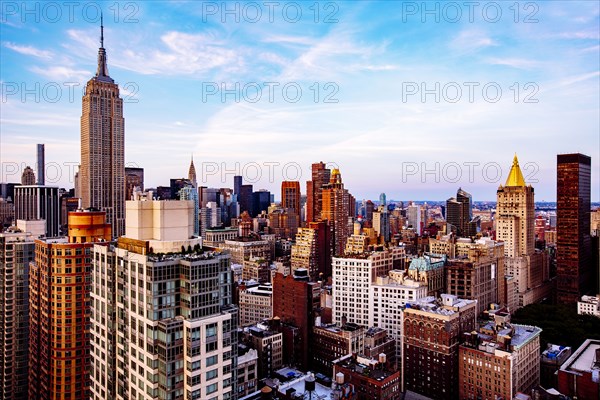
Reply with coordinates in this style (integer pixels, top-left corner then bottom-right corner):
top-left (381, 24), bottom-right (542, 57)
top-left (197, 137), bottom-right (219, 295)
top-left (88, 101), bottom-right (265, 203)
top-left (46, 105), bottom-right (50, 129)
top-left (557, 153), bottom-right (592, 304)
top-left (91, 193), bottom-right (237, 400)
top-left (80, 17), bottom-right (125, 237)
top-left (0, 229), bottom-right (35, 400)
top-left (29, 211), bottom-right (111, 400)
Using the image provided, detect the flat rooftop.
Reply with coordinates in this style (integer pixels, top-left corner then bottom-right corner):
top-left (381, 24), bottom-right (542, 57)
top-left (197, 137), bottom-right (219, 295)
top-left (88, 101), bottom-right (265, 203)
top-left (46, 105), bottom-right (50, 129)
top-left (335, 356), bottom-right (396, 382)
top-left (560, 339), bottom-right (600, 374)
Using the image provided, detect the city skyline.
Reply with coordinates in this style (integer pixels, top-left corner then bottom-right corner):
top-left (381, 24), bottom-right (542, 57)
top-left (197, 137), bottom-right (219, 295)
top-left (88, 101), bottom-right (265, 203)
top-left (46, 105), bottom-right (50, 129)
top-left (1, 1), bottom-right (599, 202)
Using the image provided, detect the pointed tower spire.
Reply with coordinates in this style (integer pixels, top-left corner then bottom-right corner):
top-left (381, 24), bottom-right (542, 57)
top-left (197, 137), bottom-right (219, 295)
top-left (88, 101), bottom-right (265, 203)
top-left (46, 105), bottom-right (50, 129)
top-left (188, 155), bottom-right (197, 188)
top-left (505, 154), bottom-right (526, 187)
top-left (100, 12), bottom-right (104, 48)
top-left (95, 12), bottom-right (113, 82)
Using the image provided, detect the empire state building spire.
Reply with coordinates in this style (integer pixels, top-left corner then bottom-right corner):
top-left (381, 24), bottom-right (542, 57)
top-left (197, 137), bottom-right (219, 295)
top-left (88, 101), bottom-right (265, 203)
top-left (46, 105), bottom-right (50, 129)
top-left (81, 11), bottom-right (125, 237)
top-left (95, 13), bottom-right (113, 82)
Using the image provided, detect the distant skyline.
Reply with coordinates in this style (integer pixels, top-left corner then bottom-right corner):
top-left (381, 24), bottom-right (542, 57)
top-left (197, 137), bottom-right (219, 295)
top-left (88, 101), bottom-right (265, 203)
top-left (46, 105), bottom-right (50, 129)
top-left (1, 1), bottom-right (598, 201)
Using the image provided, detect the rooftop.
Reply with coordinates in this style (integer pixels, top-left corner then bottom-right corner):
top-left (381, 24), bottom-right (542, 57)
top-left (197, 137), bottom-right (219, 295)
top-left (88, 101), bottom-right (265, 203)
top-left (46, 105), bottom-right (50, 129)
top-left (560, 339), bottom-right (600, 374)
top-left (334, 354), bottom-right (397, 382)
top-left (408, 253), bottom-right (446, 271)
top-left (542, 344), bottom-right (571, 363)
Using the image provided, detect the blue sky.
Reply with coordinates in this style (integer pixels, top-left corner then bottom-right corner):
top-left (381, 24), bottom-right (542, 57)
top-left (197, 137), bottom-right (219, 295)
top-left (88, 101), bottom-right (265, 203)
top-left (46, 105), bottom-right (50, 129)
top-left (1, 1), bottom-right (598, 201)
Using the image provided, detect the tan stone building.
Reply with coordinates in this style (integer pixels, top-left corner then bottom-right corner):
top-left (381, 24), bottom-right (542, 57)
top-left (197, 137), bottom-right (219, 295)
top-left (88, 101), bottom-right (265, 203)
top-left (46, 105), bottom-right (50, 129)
top-left (79, 23), bottom-right (125, 237)
top-left (239, 283), bottom-right (273, 327)
top-left (496, 155), bottom-right (551, 308)
top-left (459, 312), bottom-right (542, 400)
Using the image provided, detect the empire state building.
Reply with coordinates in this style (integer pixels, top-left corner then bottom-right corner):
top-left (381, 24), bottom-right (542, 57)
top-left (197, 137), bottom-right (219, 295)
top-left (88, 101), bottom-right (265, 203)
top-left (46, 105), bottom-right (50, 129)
top-left (80, 17), bottom-right (125, 237)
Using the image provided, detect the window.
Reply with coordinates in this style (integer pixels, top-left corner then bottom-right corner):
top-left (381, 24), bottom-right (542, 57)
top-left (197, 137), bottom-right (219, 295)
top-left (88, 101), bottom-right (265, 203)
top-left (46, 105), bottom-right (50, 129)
top-left (206, 355), bottom-right (218, 367)
top-left (206, 383), bottom-right (218, 394)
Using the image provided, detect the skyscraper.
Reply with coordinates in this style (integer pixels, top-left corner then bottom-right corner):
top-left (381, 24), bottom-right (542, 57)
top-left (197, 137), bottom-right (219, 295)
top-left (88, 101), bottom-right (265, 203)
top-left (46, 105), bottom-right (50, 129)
top-left (306, 162), bottom-right (331, 223)
top-left (21, 166), bottom-right (35, 185)
top-left (446, 188), bottom-right (473, 237)
top-left (80, 17), bottom-right (125, 237)
top-left (14, 185), bottom-right (60, 237)
top-left (124, 166), bottom-right (144, 200)
top-left (37, 144), bottom-right (45, 185)
top-left (281, 181), bottom-right (301, 215)
top-left (0, 229), bottom-right (35, 400)
top-left (321, 169), bottom-right (352, 257)
top-left (188, 155), bottom-right (197, 188)
top-left (91, 193), bottom-right (237, 400)
top-left (557, 153), bottom-right (592, 304)
top-left (497, 155), bottom-right (550, 308)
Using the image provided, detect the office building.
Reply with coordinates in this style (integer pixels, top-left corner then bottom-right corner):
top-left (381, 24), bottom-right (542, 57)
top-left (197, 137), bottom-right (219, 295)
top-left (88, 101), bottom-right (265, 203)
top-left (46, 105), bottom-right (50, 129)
top-left (577, 294), bottom-right (600, 317)
top-left (0, 229), bottom-right (35, 400)
top-left (239, 283), bottom-right (273, 327)
top-left (497, 155), bottom-right (551, 308)
top-left (179, 185), bottom-right (200, 236)
top-left (407, 253), bottom-right (446, 297)
top-left (253, 190), bottom-right (271, 218)
top-left (540, 344), bottom-right (572, 390)
top-left (239, 184), bottom-right (254, 216)
top-left (268, 207), bottom-right (298, 239)
top-left (14, 185), bottom-right (60, 237)
top-left (281, 181), bottom-right (301, 216)
top-left (446, 188), bottom-right (476, 237)
top-left (373, 205), bottom-right (391, 243)
top-left (124, 167), bottom-right (144, 200)
top-left (291, 221), bottom-right (331, 281)
top-left (80, 20), bottom-right (125, 237)
top-left (445, 238), bottom-right (506, 315)
top-left (333, 354), bottom-right (401, 400)
top-left (306, 162), bottom-right (331, 223)
top-left (272, 271), bottom-right (320, 371)
top-left (237, 347), bottom-right (258, 397)
top-left (220, 238), bottom-right (272, 265)
top-left (459, 312), bottom-right (542, 400)
top-left (29, 211), bottom-right (111, 400)
top-left (21, 166), bottom-right (35, 185)
top-left (243, 324), bottom-right (283, 379)
top-left (557, 153), bottom-right (592, 303)
top-left (332, 250), bottom-right (394, 327)
top-left (0, 198), bottom-right (15, 227)
top-left (406, 203), bottom-right (421, 235)
top-left (312, 323), bottom-right (365, 376)
top-left (403, 295), bottom-right (477, 399)
top-left (321, 169), bottom-right (352, 257)
top-left (557, 339), bottom-right (600, 399)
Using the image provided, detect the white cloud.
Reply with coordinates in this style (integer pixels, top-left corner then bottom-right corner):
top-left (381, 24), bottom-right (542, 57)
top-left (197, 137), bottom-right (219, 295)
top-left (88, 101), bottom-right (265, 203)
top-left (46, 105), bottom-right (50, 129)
top-left (449, 30), bottom-right (497, 54)
top-left (4, 42), bottom-right (53, 59)
top-left (65, 29), bottom-right (245, 76)
top-left (29, 66), bottom-right (91, 83)
top-left (485, 57), bottom-right (542, 70)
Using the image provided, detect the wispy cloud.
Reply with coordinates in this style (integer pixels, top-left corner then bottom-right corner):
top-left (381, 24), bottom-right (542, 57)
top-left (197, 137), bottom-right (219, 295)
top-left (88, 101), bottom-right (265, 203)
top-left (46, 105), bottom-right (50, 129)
top-left (29, 66), bottom-right (91, 82)
top-left (4, 42), bottom-right (53, 59)
top-left (486, 57), bottom-right (542, 70)
top-left (66, 29), bottom-right (245, 76)
top-left (449, 30), bottom-right (497, 54)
